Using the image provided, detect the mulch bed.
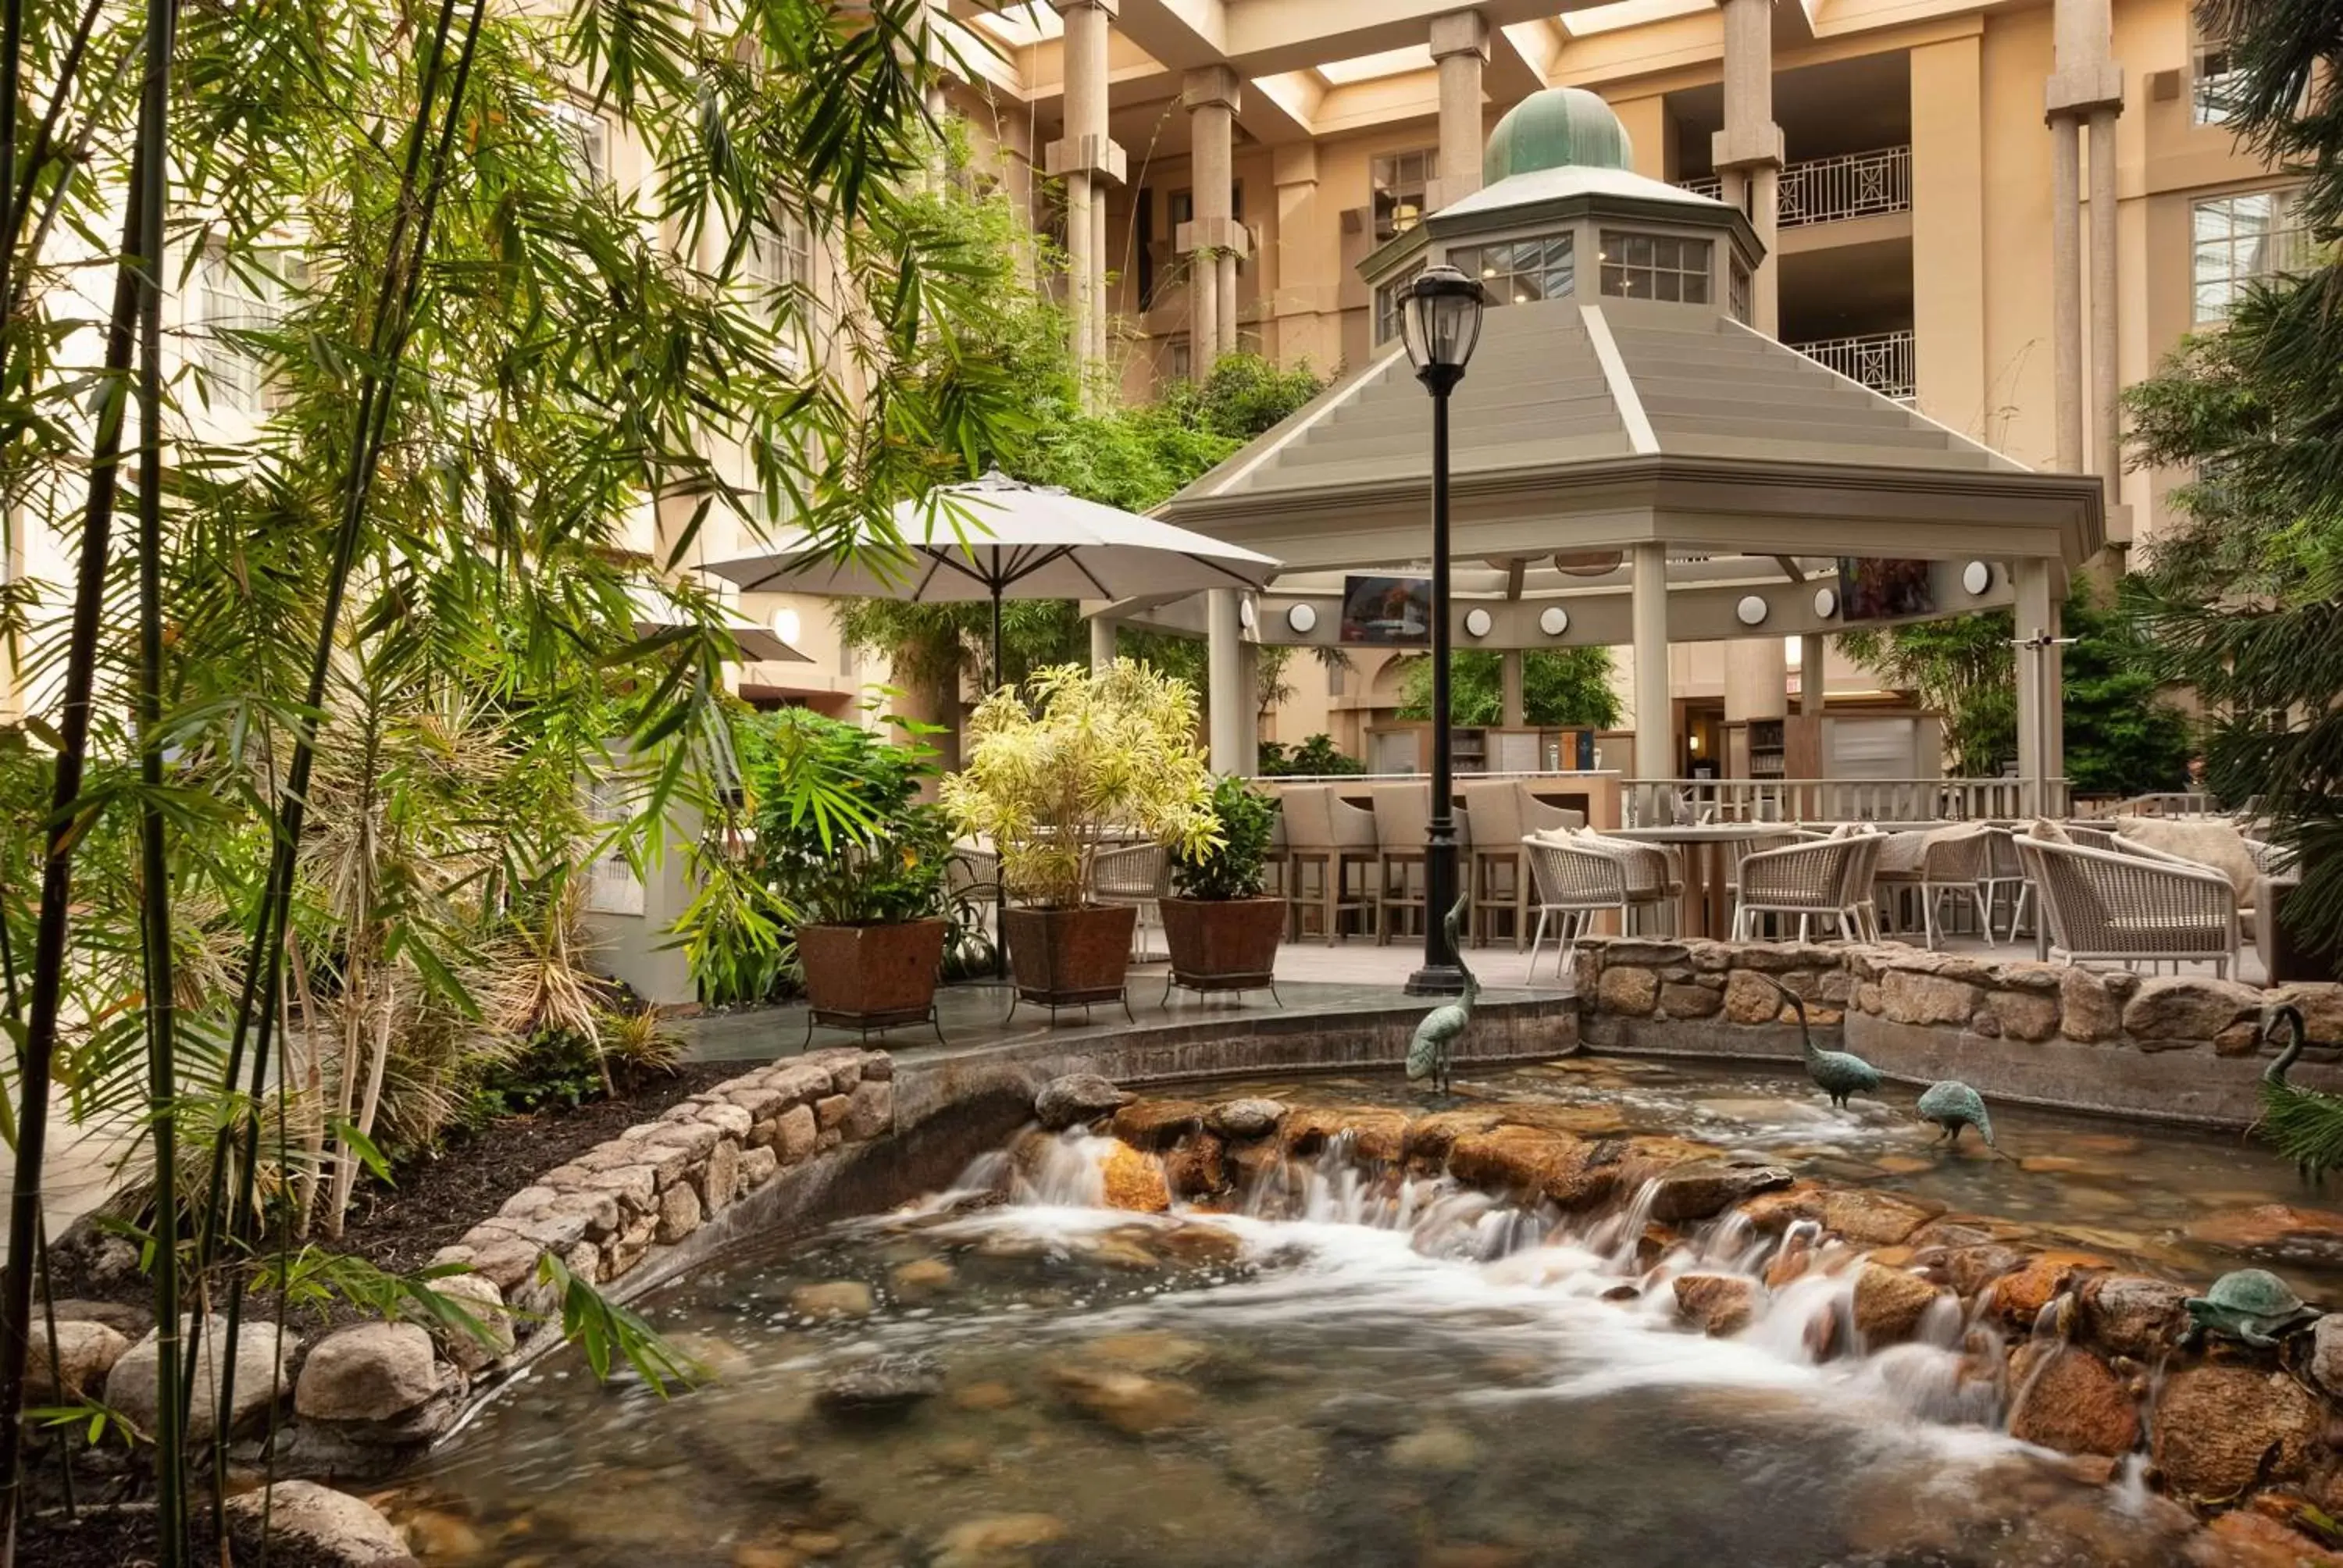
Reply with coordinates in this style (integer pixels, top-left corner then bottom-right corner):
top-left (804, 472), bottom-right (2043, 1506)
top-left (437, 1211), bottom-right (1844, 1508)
top-left (22, 1505), bottom-right (344, 1568)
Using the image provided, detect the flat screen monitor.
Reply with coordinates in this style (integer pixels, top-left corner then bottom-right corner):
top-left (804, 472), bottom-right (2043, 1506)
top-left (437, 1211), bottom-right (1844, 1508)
top-left (1835, 558), bottom-right (1935, 622)
top-left (1339, 575), bottom-right (1432, 647)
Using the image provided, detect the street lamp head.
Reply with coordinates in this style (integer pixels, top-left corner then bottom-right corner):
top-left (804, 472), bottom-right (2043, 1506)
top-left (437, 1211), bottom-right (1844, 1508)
top-left (1400, 264), bottom-right (1488, 392)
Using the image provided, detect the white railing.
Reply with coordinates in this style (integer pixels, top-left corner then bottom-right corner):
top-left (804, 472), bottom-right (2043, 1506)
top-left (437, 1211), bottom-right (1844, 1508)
top-left (1790, 329), bottom-right (1915, 399)
top-left (1625, 777), bottom-right (2067, 828)
top-left (1677, 145), bottom-right (1913, 229)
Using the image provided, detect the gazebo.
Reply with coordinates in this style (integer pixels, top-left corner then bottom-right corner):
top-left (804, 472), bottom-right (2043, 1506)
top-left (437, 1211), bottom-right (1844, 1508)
top-left (1146, 87), bottom-right (2103, 816)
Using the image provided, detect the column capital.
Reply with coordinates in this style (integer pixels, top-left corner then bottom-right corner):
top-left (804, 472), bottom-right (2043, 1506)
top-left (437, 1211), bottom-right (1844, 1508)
top-left (1429, 9), bottom-right (1489, 62)
top-left (1181, 63), bottom-right (1242, 112)
top-left (1045, 134), bottom-right (1127, 184)
top-left (2044, 63), bottom-right (2124, 120)
top-left (1176, 216), bottom-right (1250, 258)
top-left (1710, 123), bottom-right (1784, 173)
top-left (1047, 0), bottom-right (1118, 17)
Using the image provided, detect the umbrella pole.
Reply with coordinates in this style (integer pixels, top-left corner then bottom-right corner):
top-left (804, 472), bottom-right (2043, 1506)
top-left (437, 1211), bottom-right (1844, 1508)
top-left (991, 585), bottom-right (1009, 982)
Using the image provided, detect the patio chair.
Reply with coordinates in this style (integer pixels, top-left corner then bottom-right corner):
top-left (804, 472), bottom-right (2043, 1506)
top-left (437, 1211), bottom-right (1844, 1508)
top-left (1516, 785), bottom-right (1586, 839)
top-left (1981, 827), bottom-right (2030, 941)
top-left (1521, 836), bottom-right (1671, 981)
top-left (2012, 836), bottom-right (2241, 979)
top-left (1093, 841), bottom-right (1171, 961)
top-left (1371, 782), bottom-right (1431, 945)
top-left (1731, 836), bottom-right (1873, 943)
top-left (1568, 831), bottom-right (1682, 935)
top-left (1460, 779), bottom-right (1528, 950)
top-left (1280, 784), bottom-right (1378, 945)
top-left (1871, 824), bottom-right (1995, 950)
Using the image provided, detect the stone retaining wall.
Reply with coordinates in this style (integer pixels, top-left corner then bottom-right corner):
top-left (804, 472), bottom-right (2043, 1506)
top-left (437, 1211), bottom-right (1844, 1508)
top-left (1574, 938), bottom-right (2343, 1127)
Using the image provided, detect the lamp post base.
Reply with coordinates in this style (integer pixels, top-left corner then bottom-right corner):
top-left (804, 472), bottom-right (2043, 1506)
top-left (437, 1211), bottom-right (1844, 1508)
top-left (1404, 964), bottom-right (1467, 997)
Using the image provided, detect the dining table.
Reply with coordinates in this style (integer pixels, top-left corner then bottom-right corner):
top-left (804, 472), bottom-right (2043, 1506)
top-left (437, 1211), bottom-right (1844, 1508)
top-left (1605, 822), bottom-right (1806, 940)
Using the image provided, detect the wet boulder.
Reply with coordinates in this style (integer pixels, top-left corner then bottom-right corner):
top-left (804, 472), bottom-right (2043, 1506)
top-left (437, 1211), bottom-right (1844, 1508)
top-left (1851, 1263), bottom-right (1948, 1345)
top-left (294, 1323), bottom-right (460, 1440)
top-left (1646, 1161), bottom-right (1795, 1224)
top-left (816, 1352), bottom-right (943, 1417)
top-left (2152, 1367), bottom-right (2322, 1497)
top-left (2006, 1343), bottom-right (2139, 1457)
top-left (1672, 1274), bottom-right (1757, 1337)
top-left (1280, 1106), bottom-right (1411, 1164)
top-left (1101, 1142), bottom-right (1172, 1212)
top-left (2077, 1274), bottom-right (2191, 1360)
top-left (1048, 1366), bottom-right (1199, 1435)
top-left (1107, 1099), bottom-right (1209, 1149)
top-left (1033, 1074), bottom-right (1132, 1131)
top-left (1205, 1097), bottom-right (1287, 1140)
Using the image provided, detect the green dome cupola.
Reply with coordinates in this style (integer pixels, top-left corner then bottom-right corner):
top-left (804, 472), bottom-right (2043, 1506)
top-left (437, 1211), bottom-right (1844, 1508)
top-left (1482, 87), bottom-right (1633, 186)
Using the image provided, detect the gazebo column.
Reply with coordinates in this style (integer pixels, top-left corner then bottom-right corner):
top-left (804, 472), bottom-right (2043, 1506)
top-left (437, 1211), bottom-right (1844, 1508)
top-left (1047, 0), bottom-right (1125, 397)
top-left (1430, 11), bottom-right (1489, 212)
top-left (1724, 640), bottom-right (1788, 754)
top-left (1206, 587), bottom-right (1246, 774)
top-left (1713, 0), bottom-right (1781, 335)
top-left (1631, 543), bottom-right (1671, 783)
top-left (1181, 66), bottom-right (1245, 372)
top-left (1500, 650), bottom-right (1525, 728)
top-left (1799, 633), bottom-right (1826, 717)
top-left (2013, 559), bottom-right (2064, 814)
top-left (1089, 613), bottom-right (1117, 673)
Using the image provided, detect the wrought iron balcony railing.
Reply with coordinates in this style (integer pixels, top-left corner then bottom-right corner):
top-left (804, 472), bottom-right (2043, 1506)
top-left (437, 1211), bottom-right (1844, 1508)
top-left (1678, 145), bottom-right (1913, 229)
top-left (1790, 329), bottom-right (1916, 399)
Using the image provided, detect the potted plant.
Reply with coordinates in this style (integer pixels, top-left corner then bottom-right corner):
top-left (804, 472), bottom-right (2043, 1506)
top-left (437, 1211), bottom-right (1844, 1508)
top-left (1161, 774), bottom-right (1285, 999)
top-left (943, 661), bottom-right (1217, 1011)
top-left (737, 702), bottom-right (959, 1036)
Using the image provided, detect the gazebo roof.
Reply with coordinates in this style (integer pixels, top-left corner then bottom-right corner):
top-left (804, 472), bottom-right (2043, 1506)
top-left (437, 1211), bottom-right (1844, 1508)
top-left (1155, 295), bottom-right (2104, 574)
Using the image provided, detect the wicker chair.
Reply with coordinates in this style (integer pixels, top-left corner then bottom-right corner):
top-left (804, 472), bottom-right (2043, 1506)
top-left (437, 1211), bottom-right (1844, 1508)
top-left (1371, 782), bottom-right (1430, 945)
top-left (1731, 836), bottom-right (1874, 943)
top-left (2012, 836), bottom-right (2241, 978)
top-left (1872, 825), bottom-right (1995, 950)
top-left (1981, 828), bottom-right (2030, 941)
top-left (1093, 841), bottom-right (1171, 960)
top-left (1521, 836), bottom-right (1672, 980)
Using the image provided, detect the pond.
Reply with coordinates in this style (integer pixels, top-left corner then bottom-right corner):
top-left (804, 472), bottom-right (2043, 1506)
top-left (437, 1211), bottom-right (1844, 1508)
top-left (391, 1057), bottom-right (2328, 1567)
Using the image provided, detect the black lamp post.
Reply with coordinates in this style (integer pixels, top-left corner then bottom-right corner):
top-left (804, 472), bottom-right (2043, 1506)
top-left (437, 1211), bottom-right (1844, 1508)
top-left (1398, 263), bottom-right (1487, 996)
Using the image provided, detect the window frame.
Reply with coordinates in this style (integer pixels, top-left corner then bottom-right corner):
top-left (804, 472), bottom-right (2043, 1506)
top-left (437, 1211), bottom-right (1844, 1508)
top-left (2191, 187), bottom-right (2307, 324)
top-left (190, 242), bottom-right (299, 416)
top-left (1597, 229), bottom-right (1714, 305)
top-left (1447, 232), bottom-right (1575, 308)
top-left (1372, 259), bottom-right (1425, 347)
top-left (1370, 147), bottom-right (1435, 243)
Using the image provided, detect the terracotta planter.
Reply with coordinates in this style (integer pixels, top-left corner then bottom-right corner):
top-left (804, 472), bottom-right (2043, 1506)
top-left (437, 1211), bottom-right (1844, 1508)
top-left (1160, 896), bottom-right (1285, 995)
top-left (797, 918), bottom-right (947, 1032)
top-left (1001, 903), bottom-right (1135, 1007)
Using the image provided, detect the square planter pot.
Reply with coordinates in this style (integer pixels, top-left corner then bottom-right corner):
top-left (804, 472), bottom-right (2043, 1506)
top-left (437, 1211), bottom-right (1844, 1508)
top-left (1160, 896), bottom-right (1285, 1000)
top-left (797, 918), bottom-right (947, 1041)
top-left (1001, 903), bottom-right (1135, 1015)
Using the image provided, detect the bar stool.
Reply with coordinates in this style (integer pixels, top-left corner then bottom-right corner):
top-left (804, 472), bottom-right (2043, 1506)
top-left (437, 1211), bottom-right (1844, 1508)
top-left (1459, 779), bottom-right (1526, 948)
top-left (1371, 782), bottom-right (1431, 945)
top-left (1281, 786), bottom-right (1378, 944)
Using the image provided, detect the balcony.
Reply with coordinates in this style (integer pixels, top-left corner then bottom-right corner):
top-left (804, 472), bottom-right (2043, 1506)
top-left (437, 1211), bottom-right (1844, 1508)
top-left (1679, 145), bottom-right (1913, 230)
top-left (1791, 329), bottom-right (1915, 400)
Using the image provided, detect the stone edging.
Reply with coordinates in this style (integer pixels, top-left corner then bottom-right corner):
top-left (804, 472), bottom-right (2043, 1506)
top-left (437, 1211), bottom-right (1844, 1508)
top-left (1573, 937), bottom-right (2343, 1127)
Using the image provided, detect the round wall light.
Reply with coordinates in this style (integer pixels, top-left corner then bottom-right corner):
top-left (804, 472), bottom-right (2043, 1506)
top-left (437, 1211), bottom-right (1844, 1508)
top-left (1239, 597), bottom-right (1257, 629)
top-left (1962, 561), bottom-right (1992, 597)
top-left (1539, 605), bottom-right (1570, 637)
top-left (771, 607), bottom-right (802, 645)
top-left (1464, 607), bottom-right (1493, 638)
top-left (1286, 603), bottom-right (1318, 635)
top-left (1813, 587), bottom-right (1838, 619)
top-left (1736, 594), bottom-right (1769, 627)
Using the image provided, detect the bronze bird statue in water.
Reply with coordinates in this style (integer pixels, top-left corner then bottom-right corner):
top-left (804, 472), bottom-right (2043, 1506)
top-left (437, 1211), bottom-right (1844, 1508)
top-left (1917, 1080), bottom-right (1996, 1149)
top-left (2257, 1004), bottom-right (2343, 1187)
top-left (1406, 895), bottom-right (1476, 1096)
top-left (1756, 974), bottom-right (1881, 1110)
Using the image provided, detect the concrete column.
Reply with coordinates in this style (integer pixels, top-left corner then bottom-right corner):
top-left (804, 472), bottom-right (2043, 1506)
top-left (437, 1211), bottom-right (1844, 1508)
top-left (1089, 614), bottom-right (1116, 673)
top-left (1723, 636), bottom-right (1788, 767)
top-left (2045, 0), bottom-right (2122, 478)
top-left (2088, 107), bottom-right (2120, 506)
top-left (1047, 0), bottom-right (1125, 399)
top-left (1430, 12), bottom-right (1489, 212)
top-left (1206, 587), bottom-right (1246, 774)
top-left (1631, 543), bottom-right (1671, 782)
top-left (1711, 0), bottom-right (1783, 336)
top-left (1799, 634), bottom-right (1826, 718)
top-left (1180, 66), bottom-right (1245, 374)
top-left (2013, 559), bottom-right (2060, 816)
top-left (1269, 144), bottom-right (1320, 362)
top-left (1500, 650), bottom-right (1525, 729)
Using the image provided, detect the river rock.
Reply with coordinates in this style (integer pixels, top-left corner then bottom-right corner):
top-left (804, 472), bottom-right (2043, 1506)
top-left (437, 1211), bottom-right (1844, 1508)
top-left (27, 1318), bottom-right (130, 1402)
top-left (790, 1280), bottom-right (876, 1320)
top-left (2060, 968), bottom-right (2121, 1042)
top-left (2195, 1510), bottom-right (2343, 1568)
top-left (295, 1323), bottom-right (446, 1424)
top-left (1389, 1423), bottom-right (1479, 1471)
top-left (1448, 1124), bottom-right (1613, 1209)
top-left (1647, 1162), bottom-right (1795, 1224)
top-left (1109, 1099), bottom-right (1208, 1149)
top-left (932, 1513), bottom-right (1068, 1568)
top-left (2185, 1203), bottom-right (2343, 1266)
top-left (1881, 971), bottom-right (1981, 1028)
top-left (1596, 965), bottom-right (1657, 1015)
top-left (1821, 1188), bottom-right (1943, 1246)
top-left (1988, 989), bottom-right (2061, 1043)
top-left (2152, 1366), bottom-right (2322, 1496)
top-left (656, 1178), bottom-right (703, 1244)
top-left (776, 1103), bottom-right (818, 1163)
top-left (2316, 1317), bottom-right (2343, 1399)
top-left (2122, 976), bottom-right (2261, 1042)
top-left (2006, 1344), bottom-right (2139, 1456)
top-left (890, 1257), bottom-right (958, 1302)
top-left (1049, 1366), bottom-right (1198, 1435)
top-left (1724, 969), bottom-right (1787, 1025)
top-left (430, 1272), bottom-right (515, 1374)
top-left (2077, 1274), bottom-right (2191, 1359)
top-left (698, 1137), bottom-right (741, 1213)
top-left (1102, 1142), bottom-right (1172, 1212)
top-left (1281, 1106), bottom-right (1412, 1163)
top-left (1988, 1249), bottom-right (2113, 1327)
top-left (844, 1078), bottom-right (893, 1139)
top-left (1403, 1110), bottom-right (1505, 1166)
top-left (816, 1352), bottom-right (942, 1417)
top-left (224, 1481), bottom-right (415, 1566)
top-left (1659, 981), bottom-right (1723, 1018)
top-left (1672, 1274), bottom-right (1756, 1337)
top-left (109, 1317), bottom-right (294, 1443)
top-left (1852, 1263), bottom-right (1946, 1345)
top-left (1164, 1133), bottom-right (1228, 1198)
top-left (1206, 1097), bottom-right (1286, 1139)
top-left (1034, 1074), bottom-right (1132, 1130)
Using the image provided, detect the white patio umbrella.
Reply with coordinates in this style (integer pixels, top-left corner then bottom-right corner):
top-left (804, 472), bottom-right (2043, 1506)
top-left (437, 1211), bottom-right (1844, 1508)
top-left (701, 470), bottom-right (1282, 690)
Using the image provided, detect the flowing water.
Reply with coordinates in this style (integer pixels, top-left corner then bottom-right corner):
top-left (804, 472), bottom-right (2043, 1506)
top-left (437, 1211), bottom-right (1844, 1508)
top-left (392, 1058), bottom-right (2332, 1568)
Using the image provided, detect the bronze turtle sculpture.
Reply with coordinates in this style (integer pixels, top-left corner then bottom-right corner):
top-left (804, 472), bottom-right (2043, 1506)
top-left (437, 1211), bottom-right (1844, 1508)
top-left (2178, 1268), bottom-right (2320, 1349)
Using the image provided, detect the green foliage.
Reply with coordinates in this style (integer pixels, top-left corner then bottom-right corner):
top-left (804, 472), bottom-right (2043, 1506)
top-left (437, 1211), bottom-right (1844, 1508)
top-left (462, 1029), bottom-right (614, 1126)
top-left (253, 1249), bottom-right (502, 1357)
top-left (1258, 734), bottom-right (1365, 776)
top-left (1172, 776), bottom-right (1279, 900)
top-left (537, 1252), bottom-right (705, 1396)
top-left (1396, 649), bottom-right (1623, 729)
top-left (1838, 614), bottom-right (2017, 779)
top-left (943, 661), bottom-right (1219, 907)
top-left (737, 702), bottom-right (954, 928)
